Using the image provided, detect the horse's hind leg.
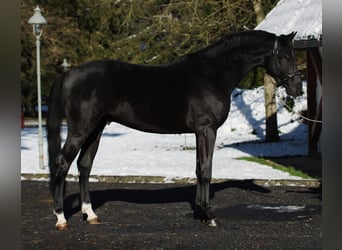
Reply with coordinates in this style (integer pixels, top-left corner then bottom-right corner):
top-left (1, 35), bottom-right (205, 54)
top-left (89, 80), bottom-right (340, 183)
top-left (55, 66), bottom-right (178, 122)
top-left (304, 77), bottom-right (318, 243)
top-left (53, 133), bottom-right (87, 230)
top-left (195, 126), bottom-right (218, 227)
top-left (77, 122), bottom-right (106, 225)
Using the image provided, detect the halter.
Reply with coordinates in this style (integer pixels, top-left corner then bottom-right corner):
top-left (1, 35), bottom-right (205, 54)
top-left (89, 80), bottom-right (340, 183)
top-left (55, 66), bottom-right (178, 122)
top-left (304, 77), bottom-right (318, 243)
top-left (280, 71), bottom-right (302, 83)
top-left (272, 38), bottom-right (301, 83)
top-left (272, 38), bottom-right (279, 55)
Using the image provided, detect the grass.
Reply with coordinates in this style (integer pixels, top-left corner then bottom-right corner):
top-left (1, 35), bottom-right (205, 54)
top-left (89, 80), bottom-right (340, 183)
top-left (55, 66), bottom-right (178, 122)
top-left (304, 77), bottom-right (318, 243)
top-left (182, 146), bottom-right (196, 150)
top-left (236, 156), bottom-right (313, 179)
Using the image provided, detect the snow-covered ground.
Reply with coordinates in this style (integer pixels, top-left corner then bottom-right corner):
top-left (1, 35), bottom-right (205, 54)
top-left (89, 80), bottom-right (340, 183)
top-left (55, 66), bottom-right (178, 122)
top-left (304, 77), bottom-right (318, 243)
top-left (21, 84), bottom-right (308, 181)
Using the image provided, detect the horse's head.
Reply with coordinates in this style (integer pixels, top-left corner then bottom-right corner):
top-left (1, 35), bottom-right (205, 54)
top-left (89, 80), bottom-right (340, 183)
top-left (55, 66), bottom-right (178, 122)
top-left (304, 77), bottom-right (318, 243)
top-left (264, 32), bottom-right (302, 97)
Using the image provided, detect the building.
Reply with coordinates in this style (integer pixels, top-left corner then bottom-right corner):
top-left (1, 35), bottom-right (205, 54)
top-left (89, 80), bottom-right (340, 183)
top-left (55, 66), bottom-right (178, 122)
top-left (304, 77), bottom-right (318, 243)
top-left (255, 0), bottom-right (322, 154)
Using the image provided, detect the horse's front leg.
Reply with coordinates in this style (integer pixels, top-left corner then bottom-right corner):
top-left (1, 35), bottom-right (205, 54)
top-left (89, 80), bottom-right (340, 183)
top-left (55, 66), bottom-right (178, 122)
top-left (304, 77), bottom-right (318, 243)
top-left (195, 126), bottom-right (218, 227)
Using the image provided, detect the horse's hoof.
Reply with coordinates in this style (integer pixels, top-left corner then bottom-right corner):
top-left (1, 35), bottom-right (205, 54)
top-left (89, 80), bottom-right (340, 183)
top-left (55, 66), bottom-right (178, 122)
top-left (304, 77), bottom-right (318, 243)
top-left (204, 218), bottom-right (219, 227)
top-left (87, 217), bottom-right (100, 225)
top-left (56, 222), bottom-right (68, 231)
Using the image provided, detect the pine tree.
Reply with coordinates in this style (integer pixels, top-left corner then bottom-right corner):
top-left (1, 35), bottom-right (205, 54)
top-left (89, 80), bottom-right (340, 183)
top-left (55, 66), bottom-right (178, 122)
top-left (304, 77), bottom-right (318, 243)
top-left (21, 0), bottom-right (279, 116)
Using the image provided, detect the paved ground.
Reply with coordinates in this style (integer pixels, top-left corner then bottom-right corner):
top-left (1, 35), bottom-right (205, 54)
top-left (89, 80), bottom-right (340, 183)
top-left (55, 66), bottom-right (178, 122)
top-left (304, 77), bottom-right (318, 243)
top-left (22, 180), bottom-right (321, 249)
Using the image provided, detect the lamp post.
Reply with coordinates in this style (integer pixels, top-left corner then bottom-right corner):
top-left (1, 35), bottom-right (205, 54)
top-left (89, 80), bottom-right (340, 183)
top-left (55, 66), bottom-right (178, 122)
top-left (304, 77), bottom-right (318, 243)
top-left (61, 58), bottom-right (71, 72)
top-left (28, 6), bottom-right (47, 169)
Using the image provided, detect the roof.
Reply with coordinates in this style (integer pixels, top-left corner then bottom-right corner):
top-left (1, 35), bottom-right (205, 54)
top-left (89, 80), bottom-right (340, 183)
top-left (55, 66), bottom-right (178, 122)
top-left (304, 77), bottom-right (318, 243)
top-left (255, 0), bottom-right (322, 47)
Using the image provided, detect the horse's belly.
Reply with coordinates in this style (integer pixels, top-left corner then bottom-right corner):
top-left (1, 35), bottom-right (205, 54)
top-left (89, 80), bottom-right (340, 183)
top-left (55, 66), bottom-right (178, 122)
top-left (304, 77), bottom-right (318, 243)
top-left (109, 101), bottom-right (191, 134)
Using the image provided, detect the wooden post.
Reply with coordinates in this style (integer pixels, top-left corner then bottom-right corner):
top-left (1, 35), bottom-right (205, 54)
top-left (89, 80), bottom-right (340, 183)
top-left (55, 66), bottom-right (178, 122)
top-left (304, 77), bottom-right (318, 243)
top-left (307, 47), bottom-right (322, 154)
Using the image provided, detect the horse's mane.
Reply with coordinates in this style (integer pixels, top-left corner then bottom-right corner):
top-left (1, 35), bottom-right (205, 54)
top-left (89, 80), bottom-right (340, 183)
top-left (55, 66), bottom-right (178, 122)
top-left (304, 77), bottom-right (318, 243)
top-left (186, 30), bottom-right (276, 60)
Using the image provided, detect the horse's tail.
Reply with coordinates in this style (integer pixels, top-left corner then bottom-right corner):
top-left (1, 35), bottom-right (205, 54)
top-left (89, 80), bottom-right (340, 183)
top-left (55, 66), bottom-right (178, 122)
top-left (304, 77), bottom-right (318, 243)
top-left (46, 73), bottom-right (64, 195)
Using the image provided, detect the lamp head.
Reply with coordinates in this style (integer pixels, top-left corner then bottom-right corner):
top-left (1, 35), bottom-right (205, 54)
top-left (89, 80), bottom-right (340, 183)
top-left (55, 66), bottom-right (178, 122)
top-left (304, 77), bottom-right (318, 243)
top-left (61, 58), bottom-right (71, 71)
top-left (28, 6), bottom-right (47, 36)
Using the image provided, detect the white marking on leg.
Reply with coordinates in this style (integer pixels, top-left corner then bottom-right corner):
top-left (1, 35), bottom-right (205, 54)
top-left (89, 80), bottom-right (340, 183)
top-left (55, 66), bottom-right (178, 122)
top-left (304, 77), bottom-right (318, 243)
top-left (82, 202), bottom-right (98, 221)
top-left (53, 209), bottom-right (67, 226)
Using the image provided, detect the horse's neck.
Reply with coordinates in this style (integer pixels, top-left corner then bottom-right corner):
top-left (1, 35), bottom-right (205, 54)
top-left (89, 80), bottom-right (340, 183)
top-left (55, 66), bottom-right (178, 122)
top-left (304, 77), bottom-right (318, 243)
top-left (221, 40), bottom-right (273, 88)
top-left (240, 45), bottom-right (270, 74)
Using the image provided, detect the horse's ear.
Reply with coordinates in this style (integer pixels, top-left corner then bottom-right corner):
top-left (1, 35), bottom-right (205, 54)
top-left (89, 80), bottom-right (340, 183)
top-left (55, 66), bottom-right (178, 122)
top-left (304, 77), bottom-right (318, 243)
top-left (286, 31), bottom-right (297, 42)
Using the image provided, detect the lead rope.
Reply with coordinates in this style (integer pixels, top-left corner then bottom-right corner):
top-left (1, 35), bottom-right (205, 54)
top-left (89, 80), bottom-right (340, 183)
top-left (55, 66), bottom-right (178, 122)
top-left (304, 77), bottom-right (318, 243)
top-left (275, 89), bottom-right (322, 123)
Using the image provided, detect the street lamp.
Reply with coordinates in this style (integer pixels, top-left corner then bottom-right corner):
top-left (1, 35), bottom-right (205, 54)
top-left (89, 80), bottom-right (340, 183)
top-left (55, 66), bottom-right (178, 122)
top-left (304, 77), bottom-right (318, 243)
top-left (61, 58), bottom-right (71, 72)
top-left (28, 6), bottom-right (47, 169)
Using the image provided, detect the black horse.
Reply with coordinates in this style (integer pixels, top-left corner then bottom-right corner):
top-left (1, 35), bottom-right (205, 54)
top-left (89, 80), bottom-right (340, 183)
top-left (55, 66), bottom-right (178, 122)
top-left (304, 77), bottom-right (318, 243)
top-left (47, 30), bottom-right (301, 230)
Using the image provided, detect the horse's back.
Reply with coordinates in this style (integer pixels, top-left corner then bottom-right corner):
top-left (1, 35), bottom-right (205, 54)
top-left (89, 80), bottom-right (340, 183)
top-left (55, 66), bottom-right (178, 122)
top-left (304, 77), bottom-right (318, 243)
top-left (61, 59), bottom-right (194, 133)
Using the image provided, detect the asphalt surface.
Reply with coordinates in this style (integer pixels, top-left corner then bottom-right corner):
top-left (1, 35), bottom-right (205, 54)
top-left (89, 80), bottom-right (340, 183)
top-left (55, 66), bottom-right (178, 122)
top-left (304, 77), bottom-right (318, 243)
top-left (22, 180), bottom-right (321, 249)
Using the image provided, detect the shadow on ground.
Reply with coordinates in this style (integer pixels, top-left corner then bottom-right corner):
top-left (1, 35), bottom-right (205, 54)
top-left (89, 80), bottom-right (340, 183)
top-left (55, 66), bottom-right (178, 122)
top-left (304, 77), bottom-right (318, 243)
top-left (63, 180), bottom-right (270, 221)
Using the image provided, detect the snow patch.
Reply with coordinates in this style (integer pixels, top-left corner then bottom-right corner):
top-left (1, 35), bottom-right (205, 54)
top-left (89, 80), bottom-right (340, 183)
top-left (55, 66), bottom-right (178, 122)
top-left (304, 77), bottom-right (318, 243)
top-left (21, 85), bottom-right (308, 180)
top-left (247, 204), bottom-right (306, 213)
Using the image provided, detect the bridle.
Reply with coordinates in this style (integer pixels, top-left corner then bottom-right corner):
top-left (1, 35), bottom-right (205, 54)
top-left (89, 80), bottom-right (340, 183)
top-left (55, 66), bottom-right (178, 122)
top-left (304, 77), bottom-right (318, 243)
top-left (280, 71), bottom-right (302, 83)
top-left (271, 38), bottom-right (321, 123)
top-left (272, 38), bottom-right (301, 83)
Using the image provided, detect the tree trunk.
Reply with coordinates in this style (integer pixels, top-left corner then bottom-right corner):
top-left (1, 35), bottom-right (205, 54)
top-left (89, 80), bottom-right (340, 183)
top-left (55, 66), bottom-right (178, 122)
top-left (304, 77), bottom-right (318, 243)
top-left (252, 0), bottom-right (265, 24)
top-left (264, 74), bottom-right (280, 142)
top-left (252, 0), bottom-right (280, 142)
